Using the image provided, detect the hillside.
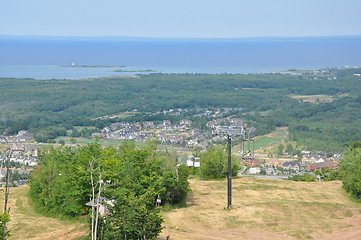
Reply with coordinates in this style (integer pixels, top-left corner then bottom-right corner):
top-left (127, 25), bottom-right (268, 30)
top-left (159, 178), bottom-right (361, 240)
top-left (1, 69), bottom-right (361, 151)
top-left (0, 185), bottom-right (87, 240)
top-left (1, 178), bottom-right (361, 240)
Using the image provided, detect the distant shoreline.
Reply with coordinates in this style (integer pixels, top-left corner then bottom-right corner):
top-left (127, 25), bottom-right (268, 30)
top-left (114, 69), bottom-right (158, 73)
top-left (60, 65), bottom-right (126, 68)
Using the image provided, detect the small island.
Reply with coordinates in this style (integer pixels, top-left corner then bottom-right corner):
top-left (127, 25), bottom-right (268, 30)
top-left (61, 64), bottom-right (127, 68)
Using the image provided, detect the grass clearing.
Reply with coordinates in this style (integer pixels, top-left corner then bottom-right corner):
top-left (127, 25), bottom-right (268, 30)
top-left (0, 144), bottom-right (10, 152)
top-left (234, 127), bottom-right (289, 152)
top-left (289, 94), bottom-right (333, 103)
top-left (0, 185), bottom-right (88, 240)
top-left (54, 137), bottom-right (142, 147)
top-left (91, 111), bottom-right (137, 120)
top-left (160, 178), bottom-right (361, 240)
top-left (72, 126), bottom-right (96, 131)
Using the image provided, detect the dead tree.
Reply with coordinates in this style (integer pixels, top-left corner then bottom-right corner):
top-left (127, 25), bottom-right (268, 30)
top-left (3, 148), bottom-right (12, 239)
top-left (89, 158), bottom-right (103, 240)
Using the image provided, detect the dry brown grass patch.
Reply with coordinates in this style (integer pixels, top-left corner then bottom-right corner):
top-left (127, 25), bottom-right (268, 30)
top-left (0, 185), bottom-right (88, 240)
top-left (159, 178), bottom-right (361, 240)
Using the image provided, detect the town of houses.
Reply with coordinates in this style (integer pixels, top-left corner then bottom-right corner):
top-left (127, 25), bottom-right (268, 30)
top-left (0, 108), bottom-right (344, 183)
top-left (243, 151), bottom-right (341, 177)
top-left (92, 107), bottom-right (246, 148)
top-left (0, 130), bottom-right (38, 165)
top-left (0, 143), bottom-right (39, 168)
top-left (92, 113), bottom-right (342, 178)
top-left (92, 118), bottom-right (252, 148)
top-left (92, 119), bottom-right (207, 147)
top-left (0, 130), bottom-right (34, 143)
top-left (0, 130), bottom-right (38, 185)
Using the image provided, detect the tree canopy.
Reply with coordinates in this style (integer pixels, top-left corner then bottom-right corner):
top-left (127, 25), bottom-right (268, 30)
top-left (339, 142), bottom-right (361, 197)
top-left (199, 144), bottom-right (238, 180)
top-left (30, 141), bottom-right (190, 239)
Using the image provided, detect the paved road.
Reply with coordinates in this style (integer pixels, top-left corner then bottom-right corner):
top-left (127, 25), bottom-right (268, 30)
top-left (237, 174), bottom-right (288, 180)
top-left (237, 166), bottom-right (288, 180)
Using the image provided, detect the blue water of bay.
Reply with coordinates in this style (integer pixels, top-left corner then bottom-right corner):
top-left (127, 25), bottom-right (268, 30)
top-left (0, 36), bottom-right (360, 79)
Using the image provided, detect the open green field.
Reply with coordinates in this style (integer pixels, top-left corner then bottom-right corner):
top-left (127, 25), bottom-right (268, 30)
top-left (234, 127), bottom-right (288, 153)
top-left (72, 126), bottom-right (96, 131)
top-left (55, 137), bottom-right (131, 146)
top-left (252, 136), bottom-right (282, 150)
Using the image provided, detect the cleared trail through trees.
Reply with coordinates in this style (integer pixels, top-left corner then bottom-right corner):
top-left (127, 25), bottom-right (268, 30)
top-left (0, 185), bottom-right (87, 240)
top-left (1, 178), bottom-right (361, 240)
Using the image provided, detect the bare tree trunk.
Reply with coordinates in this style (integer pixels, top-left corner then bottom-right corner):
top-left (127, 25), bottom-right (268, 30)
top-left (89, 160), bottom-right (96, 240)
top-left (94, 172), bottom-right (102, 240)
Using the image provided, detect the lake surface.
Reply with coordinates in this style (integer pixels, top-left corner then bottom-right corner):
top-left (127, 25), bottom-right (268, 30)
top-left (0, 36), bottom-right (360, 79)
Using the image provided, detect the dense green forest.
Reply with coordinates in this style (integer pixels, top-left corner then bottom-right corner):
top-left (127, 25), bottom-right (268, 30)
top-left (1, 68), bottom-right (361, 151)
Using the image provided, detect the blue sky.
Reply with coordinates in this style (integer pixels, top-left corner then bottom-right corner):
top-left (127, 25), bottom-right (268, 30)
top-left (1, 0), bottom-right (361, 38)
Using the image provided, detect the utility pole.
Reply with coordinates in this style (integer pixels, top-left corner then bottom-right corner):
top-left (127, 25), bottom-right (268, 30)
top-left (227, 134), bottom-right (232, 208)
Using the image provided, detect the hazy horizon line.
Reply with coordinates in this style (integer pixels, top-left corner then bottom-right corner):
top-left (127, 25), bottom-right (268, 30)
top-left (1, 34), bottom-right (361, 41)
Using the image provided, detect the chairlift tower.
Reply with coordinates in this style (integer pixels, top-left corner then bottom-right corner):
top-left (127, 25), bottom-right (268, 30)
top-left (215, 125), bottom-right (245, 208)
top-left (241, 127), bottom-right (255, 160)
